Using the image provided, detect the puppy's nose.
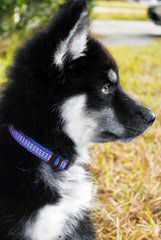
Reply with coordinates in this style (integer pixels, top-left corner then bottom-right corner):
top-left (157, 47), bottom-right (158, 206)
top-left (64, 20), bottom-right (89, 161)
top-left (145, 111), bottom-right (156, 126)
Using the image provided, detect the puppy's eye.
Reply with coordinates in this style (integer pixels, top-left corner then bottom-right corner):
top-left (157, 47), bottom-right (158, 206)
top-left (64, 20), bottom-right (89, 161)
top-left (101, 84), bottom-right (110, 94)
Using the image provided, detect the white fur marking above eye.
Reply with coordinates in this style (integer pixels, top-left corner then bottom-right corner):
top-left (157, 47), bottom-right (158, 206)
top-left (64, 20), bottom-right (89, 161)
top-left (108, 69), bottom-right (118, 83)
top-left (54, 11), bottom-right (88, 67)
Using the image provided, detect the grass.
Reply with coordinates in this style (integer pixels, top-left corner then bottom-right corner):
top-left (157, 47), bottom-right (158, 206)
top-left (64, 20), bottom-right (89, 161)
top-left (0, 38), bottom-right (161, 240)
top-left (91, 12), bottom-right (147, 21)
top-left (95, 1), bottom-right (147, 10)
top-left (92, 41), bottom-right (161, 240)
top-left (92, 1), bottom-right (148, 21)
top-left (0, 35), bottom-right (19, 83)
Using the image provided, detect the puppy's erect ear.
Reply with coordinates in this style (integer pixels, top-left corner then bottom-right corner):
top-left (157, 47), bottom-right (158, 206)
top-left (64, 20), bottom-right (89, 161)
top-left (53, 0), bottom-right (89, 68)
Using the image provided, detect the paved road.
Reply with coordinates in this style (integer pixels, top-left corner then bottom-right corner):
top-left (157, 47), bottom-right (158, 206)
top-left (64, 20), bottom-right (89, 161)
top-left (91, 20), bottom-right (161, 46)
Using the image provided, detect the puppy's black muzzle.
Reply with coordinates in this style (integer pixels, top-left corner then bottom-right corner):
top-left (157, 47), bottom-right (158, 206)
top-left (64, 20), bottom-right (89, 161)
top-left (114, 87), bottom-right (156, 139)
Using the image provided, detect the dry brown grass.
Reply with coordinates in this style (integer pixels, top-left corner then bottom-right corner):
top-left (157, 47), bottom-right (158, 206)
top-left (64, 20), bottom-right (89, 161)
top-left (91, 41), bottom-right (161, 240)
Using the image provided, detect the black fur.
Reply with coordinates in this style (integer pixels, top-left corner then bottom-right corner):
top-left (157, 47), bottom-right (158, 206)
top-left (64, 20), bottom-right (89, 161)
top-left (0, 0), bottom-right (155, 239)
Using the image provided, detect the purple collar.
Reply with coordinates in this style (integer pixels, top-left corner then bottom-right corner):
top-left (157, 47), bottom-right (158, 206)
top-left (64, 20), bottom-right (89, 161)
top-left (8, 125), bottom-right (70, 171)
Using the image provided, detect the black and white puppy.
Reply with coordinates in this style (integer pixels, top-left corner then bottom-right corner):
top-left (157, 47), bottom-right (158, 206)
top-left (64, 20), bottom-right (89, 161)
top-left (0, 1), bottom-right (155, 240)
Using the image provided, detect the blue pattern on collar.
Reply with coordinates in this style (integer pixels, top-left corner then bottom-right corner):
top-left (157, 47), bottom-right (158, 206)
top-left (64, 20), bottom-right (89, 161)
top-left (8, 125), bottom-right (70, 171)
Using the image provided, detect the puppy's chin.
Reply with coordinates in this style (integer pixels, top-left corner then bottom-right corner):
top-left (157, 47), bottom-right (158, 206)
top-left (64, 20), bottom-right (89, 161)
top-left (93, 130), bottom-right (146, 144)
top-left (116, 130), bottom-right (148, 143)
top-left (93, 132), bottom-right (119, 143)
top-left (118, 137), bottom-right (136, 143)
top-left (94, 136), bottom-right (138, 144)
top-left (119, 125), bottom-right (152, 143)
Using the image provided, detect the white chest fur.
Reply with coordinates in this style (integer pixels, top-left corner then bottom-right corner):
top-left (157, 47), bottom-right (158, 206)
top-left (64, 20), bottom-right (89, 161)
top-left (25, 164), bottom-right (94, 240)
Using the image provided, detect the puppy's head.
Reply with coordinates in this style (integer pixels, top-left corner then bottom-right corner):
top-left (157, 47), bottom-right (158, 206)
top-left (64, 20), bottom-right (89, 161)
top-left (50, 1), bottom-right (155, 146)
top-left (5, 1), bottom-right (155, 147)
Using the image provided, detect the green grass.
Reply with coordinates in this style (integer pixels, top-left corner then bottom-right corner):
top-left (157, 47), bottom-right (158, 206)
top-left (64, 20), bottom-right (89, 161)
top-left (95, 1), bottom-right (147, 10)
top-left (0, 38), bottom-right (161, 240)
top-left (92, 1), bottom-right (148, 21)
top-left (91, 12), bottom-right (147, 21)
top-left (0, 35), bottom-right (20, 83)
top-left (92, 41), bottom-right (161, 240)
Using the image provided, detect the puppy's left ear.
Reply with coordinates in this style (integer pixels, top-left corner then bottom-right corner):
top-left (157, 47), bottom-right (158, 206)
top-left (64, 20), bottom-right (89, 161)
top-left (54, 0), bottom-right (89, 68)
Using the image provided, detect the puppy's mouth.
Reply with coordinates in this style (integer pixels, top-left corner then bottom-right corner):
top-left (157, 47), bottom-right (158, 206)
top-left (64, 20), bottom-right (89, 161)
top-left (122, 125), bottom-right (151, 141)
top-left (95, 131), bottom-right (120, 143)
top-left (95, 127), bottom-right (148, 143)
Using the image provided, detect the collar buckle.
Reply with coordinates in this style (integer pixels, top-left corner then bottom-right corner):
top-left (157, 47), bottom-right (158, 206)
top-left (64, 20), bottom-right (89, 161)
top-left (49, 154), bottom-right (70, 171)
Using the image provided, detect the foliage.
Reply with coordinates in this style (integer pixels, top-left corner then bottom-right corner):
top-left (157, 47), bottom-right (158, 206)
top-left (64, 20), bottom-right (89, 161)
top-left (0, 0), bottom-right (94, 37)
top-left (0, 0), bottom-right (62, 36)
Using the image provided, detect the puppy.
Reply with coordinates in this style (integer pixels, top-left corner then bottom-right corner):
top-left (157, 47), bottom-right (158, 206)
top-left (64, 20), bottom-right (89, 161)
top-left (0, 1), bottom-right (155, 240)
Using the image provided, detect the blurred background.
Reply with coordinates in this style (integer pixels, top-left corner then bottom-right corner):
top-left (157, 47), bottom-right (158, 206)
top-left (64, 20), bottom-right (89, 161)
top-left (0, 0), bottom-right (161, 239)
